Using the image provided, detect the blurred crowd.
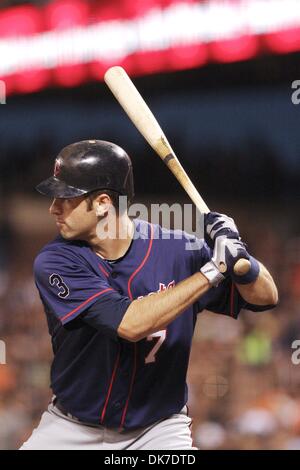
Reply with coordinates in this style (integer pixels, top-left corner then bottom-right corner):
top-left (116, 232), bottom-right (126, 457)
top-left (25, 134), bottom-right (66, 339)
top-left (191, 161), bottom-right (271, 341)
top-left (188, 219), bottom-right (300, 450)
top-left (0, 209), bottom-right (299, 450)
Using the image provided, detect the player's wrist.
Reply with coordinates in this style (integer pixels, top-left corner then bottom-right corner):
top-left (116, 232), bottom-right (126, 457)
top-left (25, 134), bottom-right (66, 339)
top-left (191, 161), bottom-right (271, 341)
top-left (200, 261), bottom-right (225, 287)
top-left (231, 255), bottom-right (260, 285)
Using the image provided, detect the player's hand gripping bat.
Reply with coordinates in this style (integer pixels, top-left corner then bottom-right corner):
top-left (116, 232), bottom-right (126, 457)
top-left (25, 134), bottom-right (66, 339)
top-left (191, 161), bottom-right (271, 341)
top-left (104, 66), bottom-right (250, 276)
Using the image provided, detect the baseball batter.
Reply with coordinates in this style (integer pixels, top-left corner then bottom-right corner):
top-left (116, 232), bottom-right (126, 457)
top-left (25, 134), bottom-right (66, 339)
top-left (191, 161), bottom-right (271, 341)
top-left (20, 140), bottom-right (278, 450)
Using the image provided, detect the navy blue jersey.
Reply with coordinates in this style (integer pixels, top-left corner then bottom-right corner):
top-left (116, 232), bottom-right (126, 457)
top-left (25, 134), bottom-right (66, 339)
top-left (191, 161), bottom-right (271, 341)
top-left (34, 219), bottom-right (266, 430)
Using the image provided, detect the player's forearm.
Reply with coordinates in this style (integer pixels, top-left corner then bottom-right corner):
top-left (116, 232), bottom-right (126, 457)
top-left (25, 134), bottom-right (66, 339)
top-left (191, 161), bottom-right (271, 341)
top-left (118, 272), bottom-right (210, 341)
top-left (235, 262), bottom-right (278, 306)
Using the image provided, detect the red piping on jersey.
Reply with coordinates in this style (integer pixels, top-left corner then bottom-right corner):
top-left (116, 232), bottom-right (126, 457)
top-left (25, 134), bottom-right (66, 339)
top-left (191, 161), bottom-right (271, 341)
top-left (230, 282), bottom-right (235, 318)
top-left (60, 288), bottom-right (113, 322)
top-left (118, 223), bottom-right (154, 429)
top-left (100, 347), bottom-right (121, 424)
top-left (127, 223), bottom-right (154, 300)
top-left (119, 343), bottom-right (138, 430)
top-left (98, 263), bottom-right (109, 278)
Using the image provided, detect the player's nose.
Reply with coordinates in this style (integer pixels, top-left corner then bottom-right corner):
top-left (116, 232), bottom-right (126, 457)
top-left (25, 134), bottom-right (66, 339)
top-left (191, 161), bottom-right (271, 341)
top-left (49, 198), bottom-right (63, 215)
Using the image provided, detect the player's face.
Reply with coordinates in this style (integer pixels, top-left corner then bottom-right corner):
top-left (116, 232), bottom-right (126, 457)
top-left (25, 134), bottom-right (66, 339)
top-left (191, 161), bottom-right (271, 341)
top-left (49, 196), bottom-right (98, 240)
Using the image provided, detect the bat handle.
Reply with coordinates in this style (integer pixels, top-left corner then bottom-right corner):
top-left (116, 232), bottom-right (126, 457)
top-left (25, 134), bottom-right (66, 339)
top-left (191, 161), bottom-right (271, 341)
top-left (233, 258), bottom-right (251, 276)
top-left (220, 258), bottom-right (251, 276)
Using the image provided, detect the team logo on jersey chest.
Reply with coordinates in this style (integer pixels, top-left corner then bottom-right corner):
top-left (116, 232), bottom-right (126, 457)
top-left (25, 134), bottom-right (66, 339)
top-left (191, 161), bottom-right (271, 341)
top-left (137, 280), bottom-right (175, 299)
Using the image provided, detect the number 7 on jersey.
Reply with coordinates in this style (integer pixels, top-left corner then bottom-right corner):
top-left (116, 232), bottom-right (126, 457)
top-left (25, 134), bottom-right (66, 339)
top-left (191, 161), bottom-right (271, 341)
top-left (145, 330), bottom-right (166, 364)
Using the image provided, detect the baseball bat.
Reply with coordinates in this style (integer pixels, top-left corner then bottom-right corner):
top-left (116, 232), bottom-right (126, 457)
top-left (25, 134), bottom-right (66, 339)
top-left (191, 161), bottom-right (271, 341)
top-left (104, 66), bottom-right (250, 276)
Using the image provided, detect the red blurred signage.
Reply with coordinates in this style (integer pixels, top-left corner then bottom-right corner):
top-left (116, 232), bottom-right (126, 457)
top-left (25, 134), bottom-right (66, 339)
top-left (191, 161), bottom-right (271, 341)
top-left (0, 0), bottom-right (298, 95)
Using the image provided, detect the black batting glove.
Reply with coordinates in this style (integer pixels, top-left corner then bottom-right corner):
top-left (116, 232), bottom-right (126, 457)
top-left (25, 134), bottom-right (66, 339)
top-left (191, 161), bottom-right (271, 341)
top-left (204, 212), bottom-right (240, 249)
top-left (201, 236), bottom-right (260, 286)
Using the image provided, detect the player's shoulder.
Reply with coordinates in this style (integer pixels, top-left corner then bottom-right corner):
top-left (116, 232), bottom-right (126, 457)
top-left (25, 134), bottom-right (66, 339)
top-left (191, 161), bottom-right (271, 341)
top-left (34, 236), bottom-right (91, 273)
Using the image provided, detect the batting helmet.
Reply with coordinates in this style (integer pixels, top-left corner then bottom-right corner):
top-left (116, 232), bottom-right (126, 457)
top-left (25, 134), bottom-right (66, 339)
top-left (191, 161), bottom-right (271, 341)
top-left (36, 140), bottom-right (134, 201)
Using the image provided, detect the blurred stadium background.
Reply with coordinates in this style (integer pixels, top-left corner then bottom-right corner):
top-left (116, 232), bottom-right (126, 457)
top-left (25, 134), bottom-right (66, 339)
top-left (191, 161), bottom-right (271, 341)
top-left (0, 0), bottom-right (300, 450)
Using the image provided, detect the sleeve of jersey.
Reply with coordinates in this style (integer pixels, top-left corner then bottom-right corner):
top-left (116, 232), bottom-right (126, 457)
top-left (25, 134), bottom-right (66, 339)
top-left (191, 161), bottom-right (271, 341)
top-left (193, 241), bottom-right (274, 319)
top-left (34, 250), bottom-right (131, 332)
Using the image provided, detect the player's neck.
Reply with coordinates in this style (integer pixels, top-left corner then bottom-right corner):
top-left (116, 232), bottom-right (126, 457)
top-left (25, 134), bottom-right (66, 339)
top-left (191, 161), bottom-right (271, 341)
top-left (89, 213), bottom-right (134, 261)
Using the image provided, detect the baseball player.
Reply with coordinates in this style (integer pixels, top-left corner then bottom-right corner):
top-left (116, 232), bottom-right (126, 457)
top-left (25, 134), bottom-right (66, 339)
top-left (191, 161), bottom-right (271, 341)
top-left (20, 140), bottom-right (278, 450)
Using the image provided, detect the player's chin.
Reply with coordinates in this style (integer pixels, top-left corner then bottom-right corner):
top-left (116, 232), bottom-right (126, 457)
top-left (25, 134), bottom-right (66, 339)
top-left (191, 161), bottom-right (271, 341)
top-left (60, 228), bottom-right (85, 241)
top-left (58, 226), bottom-right (76, 240)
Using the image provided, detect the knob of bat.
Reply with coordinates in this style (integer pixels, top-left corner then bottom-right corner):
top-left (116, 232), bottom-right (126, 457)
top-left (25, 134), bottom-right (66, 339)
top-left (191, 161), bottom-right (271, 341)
top-left (233, 259), bottom-right (251, 276)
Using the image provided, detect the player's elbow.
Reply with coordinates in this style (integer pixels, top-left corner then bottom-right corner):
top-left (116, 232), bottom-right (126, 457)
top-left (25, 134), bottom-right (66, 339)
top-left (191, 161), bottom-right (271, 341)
top-left (117, 303), bottom-right (150, 342)
top-left (237, 266), bottom-right (279, 308)
top-left (117, 323), bottom-right (142, 342)
top-left (270, 287), bottom-right (279, 306)
top-left (260, 266), bottom-right (279, 306)
top-left (262, 278), bottom-right (279, 306)
top-left (254, 283), bottom-right (279, 307)
top-left (117, 315), bottom-right (144, 343)
top-left (267, 287), bottom-right (279, 307)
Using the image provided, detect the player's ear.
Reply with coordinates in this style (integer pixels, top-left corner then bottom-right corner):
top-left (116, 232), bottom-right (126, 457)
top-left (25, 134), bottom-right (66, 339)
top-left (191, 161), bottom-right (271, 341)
top-left (94, 193), bottom-right (112, 217)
